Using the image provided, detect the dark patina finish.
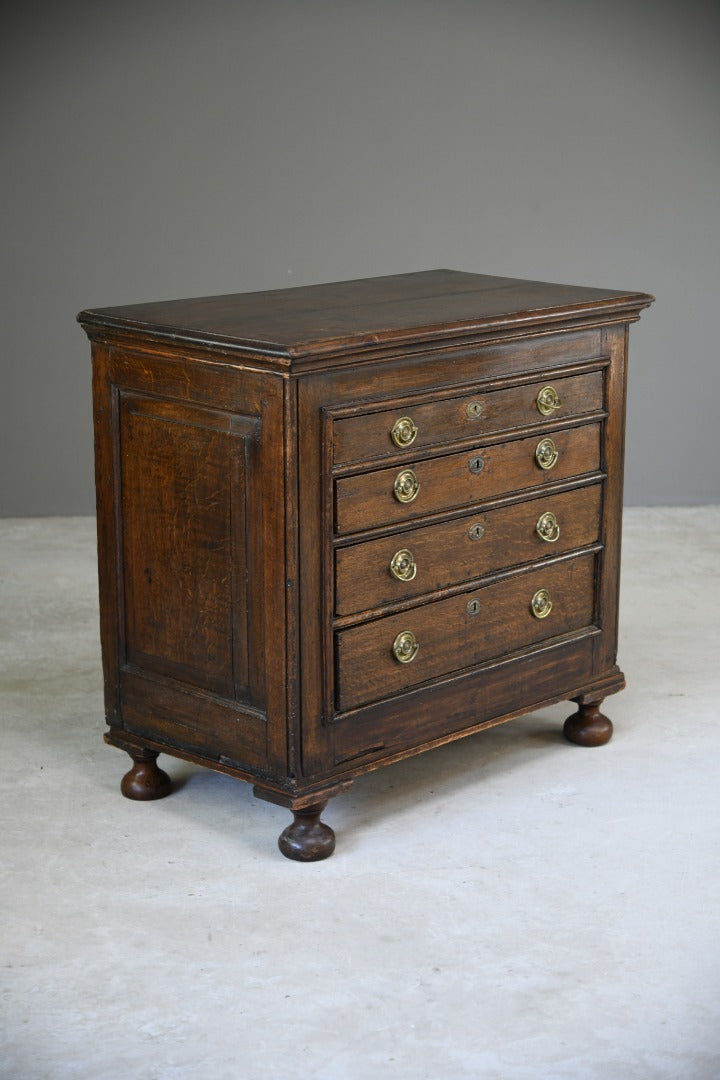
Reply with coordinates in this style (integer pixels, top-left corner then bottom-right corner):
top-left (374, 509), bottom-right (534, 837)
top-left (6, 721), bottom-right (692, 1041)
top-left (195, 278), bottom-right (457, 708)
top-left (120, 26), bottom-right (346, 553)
top-left (79, 270), bottom-right (653, 859)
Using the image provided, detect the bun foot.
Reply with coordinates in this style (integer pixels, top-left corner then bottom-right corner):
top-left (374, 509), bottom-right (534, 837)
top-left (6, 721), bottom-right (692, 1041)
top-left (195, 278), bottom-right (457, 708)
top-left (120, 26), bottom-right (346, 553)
top-left (278, 801), bottom-right (335, 862)
top-left (564, 699), bottom-right (613, 747)
top-left (121, 749), bottom-right (172, 800)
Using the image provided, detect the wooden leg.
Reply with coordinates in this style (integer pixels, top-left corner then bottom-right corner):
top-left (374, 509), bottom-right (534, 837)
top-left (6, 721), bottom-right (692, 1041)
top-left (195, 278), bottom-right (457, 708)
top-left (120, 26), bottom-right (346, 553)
top-left (563, 697), bottom-right (613, 747)
top-left (254, 781), bottom-right (350, 861)
top-left (278, 800), bottom-right (335, 862)
top-left (120, 748), bottom-right (173, 800)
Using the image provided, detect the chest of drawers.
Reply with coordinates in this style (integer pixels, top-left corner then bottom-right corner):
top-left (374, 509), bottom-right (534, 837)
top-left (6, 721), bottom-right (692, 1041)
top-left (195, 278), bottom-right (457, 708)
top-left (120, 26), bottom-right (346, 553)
top-left (78, 270), bottom-right (653, 860)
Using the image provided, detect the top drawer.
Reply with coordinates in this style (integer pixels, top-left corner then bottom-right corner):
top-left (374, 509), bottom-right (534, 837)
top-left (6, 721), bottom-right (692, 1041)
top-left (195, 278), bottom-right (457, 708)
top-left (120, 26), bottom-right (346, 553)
top-left (333, 369), bottom-right (604, 466)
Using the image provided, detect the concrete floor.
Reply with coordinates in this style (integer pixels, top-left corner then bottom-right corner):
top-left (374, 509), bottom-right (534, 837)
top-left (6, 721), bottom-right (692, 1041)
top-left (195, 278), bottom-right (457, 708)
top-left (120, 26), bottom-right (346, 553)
top-left (1, 508), bottom-right (719, 1080)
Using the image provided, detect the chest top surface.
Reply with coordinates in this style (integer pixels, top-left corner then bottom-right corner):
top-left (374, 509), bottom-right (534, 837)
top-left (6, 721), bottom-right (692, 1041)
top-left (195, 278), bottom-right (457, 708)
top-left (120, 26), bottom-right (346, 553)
top-left (78, 269), bottom-right (653, 366)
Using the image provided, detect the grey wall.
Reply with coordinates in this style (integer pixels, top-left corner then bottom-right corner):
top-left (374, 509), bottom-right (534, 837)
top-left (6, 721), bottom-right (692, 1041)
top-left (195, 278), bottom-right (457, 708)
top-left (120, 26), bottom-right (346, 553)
top-left (2, 0), bottom-right (718, 515)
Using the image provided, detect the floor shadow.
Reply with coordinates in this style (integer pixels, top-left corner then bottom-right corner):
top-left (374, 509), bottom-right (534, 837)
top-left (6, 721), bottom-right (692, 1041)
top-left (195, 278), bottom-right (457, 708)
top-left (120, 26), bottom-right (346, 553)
top-left (330, 708), bottom-right (570, 834)
top-left (20, 675), bottom-right (573, 854)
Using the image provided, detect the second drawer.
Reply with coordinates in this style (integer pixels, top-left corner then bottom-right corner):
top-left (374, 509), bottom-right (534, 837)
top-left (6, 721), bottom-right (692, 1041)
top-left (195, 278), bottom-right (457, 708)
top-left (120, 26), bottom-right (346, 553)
top-left (333, 369), bottom-right (604, 466)
top-left (334, 422), bottom-right (601, 535)
top-left (335, 483), bottom-right (602, 616)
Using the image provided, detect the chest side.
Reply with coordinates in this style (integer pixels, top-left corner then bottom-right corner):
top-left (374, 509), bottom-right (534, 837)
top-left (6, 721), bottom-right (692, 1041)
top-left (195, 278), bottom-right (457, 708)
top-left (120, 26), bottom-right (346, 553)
top-left (90, 339), bottom-right (289, 776)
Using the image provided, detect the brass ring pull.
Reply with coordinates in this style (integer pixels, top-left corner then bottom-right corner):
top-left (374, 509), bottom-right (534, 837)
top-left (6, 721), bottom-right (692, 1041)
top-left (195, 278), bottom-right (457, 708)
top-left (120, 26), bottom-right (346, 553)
top-left (535, 511), bottom-right (560, 543)
top-left (394, 469), bottom-right (420, 504)
top-left (393, 630), bottom-right (419, 664)
top-left (391, 416), bottom-right (418, 448)
top-left (531, 588), bottom-right (553, 619)
top-left (389, 548), bottom-right (417, 582)
top-left (535, 437), bottom-right (559, 470)
top-left (536, 386), bottom-right (563, 416)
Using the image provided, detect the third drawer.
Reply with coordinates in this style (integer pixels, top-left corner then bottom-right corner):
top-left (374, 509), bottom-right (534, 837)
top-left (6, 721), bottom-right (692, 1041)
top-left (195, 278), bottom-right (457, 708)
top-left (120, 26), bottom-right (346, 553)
top-left (335, 483), bottom-right (602, 616)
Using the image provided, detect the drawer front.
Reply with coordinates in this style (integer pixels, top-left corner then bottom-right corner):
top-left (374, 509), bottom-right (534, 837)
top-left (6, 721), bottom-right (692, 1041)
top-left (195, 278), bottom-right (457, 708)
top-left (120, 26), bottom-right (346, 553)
top-left (335, 422), bottom-right (601, 535)
top-left (333, 370), bottom-right (603, 466)
top-left (336, 553), bottom-right (596, 712)
top-left (332, 634), bottom-right (598, 767)
top-left (335, 483), bottom-right (602, 616)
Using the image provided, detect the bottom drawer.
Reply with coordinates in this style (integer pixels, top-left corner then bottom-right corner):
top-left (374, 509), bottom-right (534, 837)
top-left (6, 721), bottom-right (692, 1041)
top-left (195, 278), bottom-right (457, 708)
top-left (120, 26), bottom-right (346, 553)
top-left (336, 552), bottom-right (596, 711)
top-left (332, 632), bottom-right (599, 768)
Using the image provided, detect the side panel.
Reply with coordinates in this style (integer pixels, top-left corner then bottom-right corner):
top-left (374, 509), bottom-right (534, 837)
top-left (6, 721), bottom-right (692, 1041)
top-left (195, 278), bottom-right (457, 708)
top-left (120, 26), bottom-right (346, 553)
top-left (593, 323), bottom-right (629, 674)
top-left (91, 341), bottom-right (288, 777)
top-left (119, 394), bottom-right (254, 700)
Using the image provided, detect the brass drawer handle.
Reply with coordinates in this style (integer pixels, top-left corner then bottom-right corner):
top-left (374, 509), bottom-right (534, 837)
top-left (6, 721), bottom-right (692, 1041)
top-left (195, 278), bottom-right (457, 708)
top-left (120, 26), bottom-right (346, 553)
top-left (391, 416), bottom-right (418, 448)
top-left (535, 437), bottom-right (558, 470)
top-left (536, 385), bottom-right (563, 416)
top-left (389, 548), bottom-right (417, 582)
top-left (531, 588), bottom-right (553, 619)
top-left (393, 630), bottom-right (419, 663)
top-left (394, 469), bottom-right (420, 503)
top-left (535, 511), bottom-right (560, 543)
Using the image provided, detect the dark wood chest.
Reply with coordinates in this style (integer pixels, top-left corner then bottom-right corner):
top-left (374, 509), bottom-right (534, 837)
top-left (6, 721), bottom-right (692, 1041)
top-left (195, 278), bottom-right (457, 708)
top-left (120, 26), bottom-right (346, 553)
top-left (79, 270), bottom-right (653, 859)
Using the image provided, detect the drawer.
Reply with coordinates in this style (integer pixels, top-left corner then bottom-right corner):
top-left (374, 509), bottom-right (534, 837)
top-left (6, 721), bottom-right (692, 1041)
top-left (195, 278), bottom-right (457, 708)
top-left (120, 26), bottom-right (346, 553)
top-left (336, 552), bottom-right (596, 712)
top-left (335, 482), bottom-right (602, 616)
top-left (333, 369), bottom-right (603, 465)
top-left (334, 422), bottom-right (601, 535)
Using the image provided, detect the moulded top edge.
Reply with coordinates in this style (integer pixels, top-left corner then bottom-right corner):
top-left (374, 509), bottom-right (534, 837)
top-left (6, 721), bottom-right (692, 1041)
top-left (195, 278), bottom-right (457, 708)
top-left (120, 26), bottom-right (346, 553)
top-left (77, 269), bottom-right (654, 366)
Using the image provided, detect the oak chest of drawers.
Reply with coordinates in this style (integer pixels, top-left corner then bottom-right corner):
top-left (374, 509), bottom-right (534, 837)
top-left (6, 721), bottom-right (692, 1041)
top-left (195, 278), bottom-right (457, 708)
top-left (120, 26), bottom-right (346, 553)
top-left (78, 270), bottom-right (653, 860)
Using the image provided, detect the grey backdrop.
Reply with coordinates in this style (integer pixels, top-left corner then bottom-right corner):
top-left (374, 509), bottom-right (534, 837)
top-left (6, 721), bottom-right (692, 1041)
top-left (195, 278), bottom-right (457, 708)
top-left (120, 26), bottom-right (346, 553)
top-left (2, 0), bottom-right (719, 515)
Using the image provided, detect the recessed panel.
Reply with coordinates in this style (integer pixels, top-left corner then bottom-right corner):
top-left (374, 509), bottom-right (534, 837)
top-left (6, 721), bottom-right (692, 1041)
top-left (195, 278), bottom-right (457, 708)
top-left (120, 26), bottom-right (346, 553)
top-left (119, 394), bottom-right (254, 700)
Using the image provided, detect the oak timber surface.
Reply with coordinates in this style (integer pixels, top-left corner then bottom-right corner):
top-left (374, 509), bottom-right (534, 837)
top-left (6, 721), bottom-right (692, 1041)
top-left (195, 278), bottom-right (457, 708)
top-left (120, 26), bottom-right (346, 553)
top-left (78, 269), bottom-right (652, 358)
top-left (79, 268), bottom-right (653, 860)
